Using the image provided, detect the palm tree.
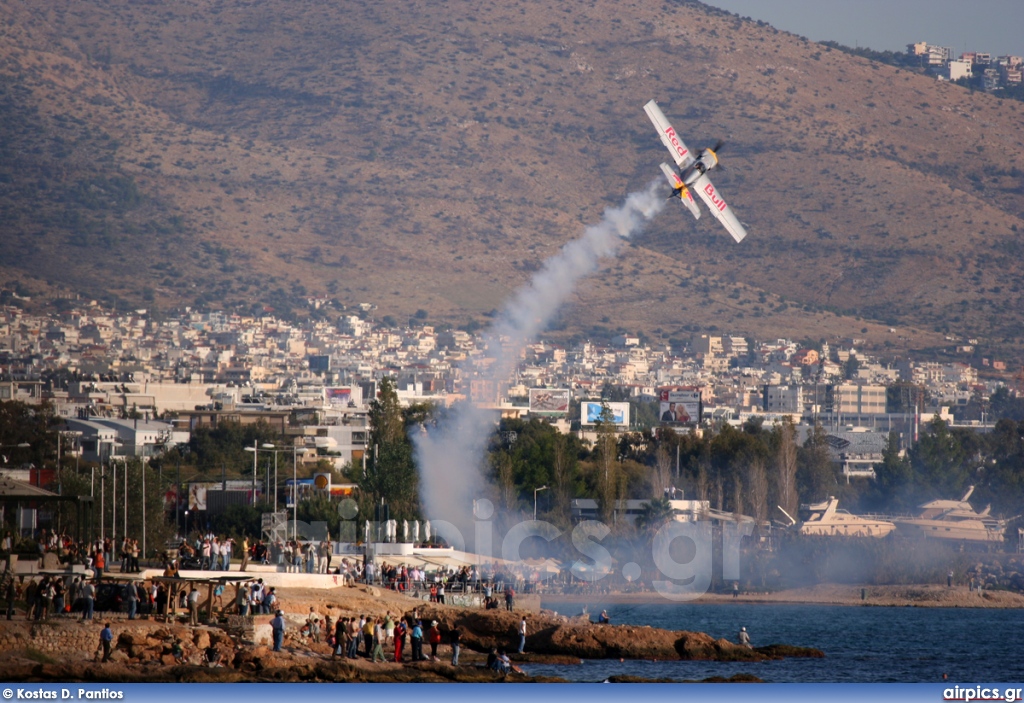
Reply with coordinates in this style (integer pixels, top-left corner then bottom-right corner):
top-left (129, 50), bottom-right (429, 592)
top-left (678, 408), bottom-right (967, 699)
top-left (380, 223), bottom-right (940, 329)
top-left (634, 496), bottom-right (675, 534)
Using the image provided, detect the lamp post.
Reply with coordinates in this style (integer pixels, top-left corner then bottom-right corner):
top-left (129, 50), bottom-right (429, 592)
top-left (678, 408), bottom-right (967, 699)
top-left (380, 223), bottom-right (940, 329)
top-left (533, 485), bottom-right (549, 521)
top-left (245, 442), bottom-right (282, 508)
top-left (0, 442), bottom-right (32, 476)
top-left (292, 445), bottom-right (309, 542)
top-left (249, 440), bottom-right (257, 506)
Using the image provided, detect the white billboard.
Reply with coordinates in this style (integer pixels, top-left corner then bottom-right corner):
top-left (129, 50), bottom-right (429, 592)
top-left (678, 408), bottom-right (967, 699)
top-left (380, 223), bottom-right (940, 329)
top-left (658, 388), bottom-right (701, 425)
top-left (529, 388), bottom-right (571, 416)
top-left (581, 401), bottom-right (630, 427)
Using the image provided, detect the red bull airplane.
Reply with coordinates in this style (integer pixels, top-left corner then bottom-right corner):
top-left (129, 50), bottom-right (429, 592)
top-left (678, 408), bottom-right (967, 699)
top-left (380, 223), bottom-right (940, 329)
top-left (644, 99), bottom-right (747, 243)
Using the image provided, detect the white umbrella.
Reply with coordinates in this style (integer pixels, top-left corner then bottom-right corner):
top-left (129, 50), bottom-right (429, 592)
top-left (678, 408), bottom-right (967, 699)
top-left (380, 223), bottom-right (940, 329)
top-left (402, 519), bottom-right (409, 543)
top-left (364, 520), bottom-right (371, 543)
top-left (424, 520), bottom-right (431, 542)
top-left (412, 520), bottom-right (420, 543)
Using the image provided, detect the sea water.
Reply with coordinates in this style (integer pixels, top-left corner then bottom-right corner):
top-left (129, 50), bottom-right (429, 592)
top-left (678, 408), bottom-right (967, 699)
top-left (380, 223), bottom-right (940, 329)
top-left (520, 600), bottom-right (1024, 683)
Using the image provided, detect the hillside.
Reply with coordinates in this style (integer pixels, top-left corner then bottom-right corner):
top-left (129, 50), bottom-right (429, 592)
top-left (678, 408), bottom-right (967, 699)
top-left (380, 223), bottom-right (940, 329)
top-left (0, 0), bottom-right (1022, 356)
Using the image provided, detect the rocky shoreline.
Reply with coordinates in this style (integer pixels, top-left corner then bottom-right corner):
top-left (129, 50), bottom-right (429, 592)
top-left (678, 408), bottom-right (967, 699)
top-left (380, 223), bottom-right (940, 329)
top-left (0, 584), bottom-right (823, 683)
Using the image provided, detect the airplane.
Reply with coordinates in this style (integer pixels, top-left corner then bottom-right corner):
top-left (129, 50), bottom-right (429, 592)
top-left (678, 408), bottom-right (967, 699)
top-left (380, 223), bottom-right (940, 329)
top-left (644, 99), bottom-right (748, 243)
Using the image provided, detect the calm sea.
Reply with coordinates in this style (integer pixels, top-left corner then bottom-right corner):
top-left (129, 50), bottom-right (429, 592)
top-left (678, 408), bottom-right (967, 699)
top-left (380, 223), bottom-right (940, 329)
top-left (523, 599), bottom-right (1024, 683)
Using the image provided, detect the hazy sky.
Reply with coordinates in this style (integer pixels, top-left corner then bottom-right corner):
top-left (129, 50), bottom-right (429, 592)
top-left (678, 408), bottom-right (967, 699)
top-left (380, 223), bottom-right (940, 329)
top-left (705, 0), bottom-right (1023, 58)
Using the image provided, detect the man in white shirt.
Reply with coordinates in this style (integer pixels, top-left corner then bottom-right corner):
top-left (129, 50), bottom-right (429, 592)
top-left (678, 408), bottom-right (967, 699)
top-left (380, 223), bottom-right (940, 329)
top-left (187, 587), bottom-right (200, 626)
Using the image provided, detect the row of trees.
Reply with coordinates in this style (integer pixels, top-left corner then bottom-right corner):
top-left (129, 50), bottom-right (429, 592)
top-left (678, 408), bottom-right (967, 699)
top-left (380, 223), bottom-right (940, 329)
top-left (484, 412), bottom-right (1024, 528)
top-left (6, 383), bottom-right (1024, 550)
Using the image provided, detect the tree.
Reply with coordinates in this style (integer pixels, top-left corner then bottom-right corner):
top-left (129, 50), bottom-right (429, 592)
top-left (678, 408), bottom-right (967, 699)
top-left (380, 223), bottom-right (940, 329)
top-left (187, 419), bottom-right (279, 472)
top-left (874, 431), bottom-right (914, 508)
top-left (361, 438), bottom-right (418, 520)
top-left (594, 403), bottom-right (622, 524)
top-left (493, 452), bottom-right (520, 515)
top-left (368, 377), bottom-right (405, 448)
top-left (911, 418), bottom-right (969, 498)
top-left (772, 419), bottom-right (799, 517)
top-left (634, 496), bottom-right (674, 533)
top-left (551, 432), bottom-right (575, 527)
top-left (652, 444), bottom-right (672, 499)
top-left (360, 377), bottom-right (419, 520)
top-left (798, 425), bottom-right (838, 501)
top-left (746, 456), bottom-right (769, 525)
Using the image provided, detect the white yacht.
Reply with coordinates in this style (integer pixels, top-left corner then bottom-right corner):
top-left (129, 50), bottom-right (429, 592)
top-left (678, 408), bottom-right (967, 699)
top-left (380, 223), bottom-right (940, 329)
top-left (892, 486), bottom-right (1008, 545)
top-left (783, 497), bottom-right (896, 538)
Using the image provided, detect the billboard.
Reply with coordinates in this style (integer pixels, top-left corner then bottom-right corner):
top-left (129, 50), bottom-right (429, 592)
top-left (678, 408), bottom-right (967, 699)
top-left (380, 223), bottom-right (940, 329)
top-left (581, 401), bottom-right (630, 427)
top-left (529, 388), bottom-right (571, 416)
top-left (325, 387), bottom-right (352, 407)
top-left (658, 388), bottom-right (701, 425)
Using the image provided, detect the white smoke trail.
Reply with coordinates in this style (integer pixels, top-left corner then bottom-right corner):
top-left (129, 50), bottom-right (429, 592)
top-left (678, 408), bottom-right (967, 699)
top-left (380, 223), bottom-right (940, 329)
top-left (415, 180), bottom-right (666, 549)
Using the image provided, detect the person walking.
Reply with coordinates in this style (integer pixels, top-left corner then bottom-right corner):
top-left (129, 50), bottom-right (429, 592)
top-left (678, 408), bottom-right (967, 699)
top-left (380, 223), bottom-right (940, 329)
top-left (271, 610), bottom-right (286, 652)
top-left (517, 615), bottom-right (527, 654)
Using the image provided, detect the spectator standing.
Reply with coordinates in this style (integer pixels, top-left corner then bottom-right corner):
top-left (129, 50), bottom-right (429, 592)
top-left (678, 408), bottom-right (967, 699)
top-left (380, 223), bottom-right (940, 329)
top-left (99, 622), bottom-right (113, 662)
top-left (270, 610), bottom-right (286, 652)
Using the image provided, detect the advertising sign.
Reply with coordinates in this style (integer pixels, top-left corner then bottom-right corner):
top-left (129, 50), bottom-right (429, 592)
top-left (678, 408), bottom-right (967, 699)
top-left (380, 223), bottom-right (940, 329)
top-left (529, 388), bottom-right (571, 416)
top-left (658, 388), bottom-right (701, 425)
top-left (325, 387), bottom-right (352, 407)
top-left (581, 401), bottom-right (630, 427)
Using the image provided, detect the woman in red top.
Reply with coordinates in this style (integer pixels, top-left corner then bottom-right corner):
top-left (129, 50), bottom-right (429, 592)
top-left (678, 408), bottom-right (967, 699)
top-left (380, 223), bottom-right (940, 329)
top-left (94, 550), bottom-right (105, 582)
top-left (427, 621), bottom-right (442, 660)
top-left (393, 620), bottom-right (406, 662)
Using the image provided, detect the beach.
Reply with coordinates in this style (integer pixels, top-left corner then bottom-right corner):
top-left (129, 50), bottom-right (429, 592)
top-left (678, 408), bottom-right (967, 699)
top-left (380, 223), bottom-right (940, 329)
top-left (541, 583), bottom-right (1024, 609)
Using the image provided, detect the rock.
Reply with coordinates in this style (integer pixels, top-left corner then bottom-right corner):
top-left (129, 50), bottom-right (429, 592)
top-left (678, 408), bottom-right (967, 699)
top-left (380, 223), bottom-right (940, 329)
top-left (192, 630), bottom-right (211, 650)
top-left (408, 605), bottom-right (816, 663)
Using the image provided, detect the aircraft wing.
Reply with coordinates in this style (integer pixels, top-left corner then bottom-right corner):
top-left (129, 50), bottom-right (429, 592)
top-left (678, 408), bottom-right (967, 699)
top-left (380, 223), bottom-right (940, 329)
top-left (693, 174), bottom-right (747, 243)
top-left (644, 99), bottom-right (695, 169)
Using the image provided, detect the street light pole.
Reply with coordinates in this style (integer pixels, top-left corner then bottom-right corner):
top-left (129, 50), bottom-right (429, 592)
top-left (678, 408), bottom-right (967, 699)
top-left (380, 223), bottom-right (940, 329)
top-left (112, 458), bottom-right (117, 546)
top-left (293, 445), bottom-right (299, 542)
top-left (142, 459), bottom-right (146, 563)
top-left (250, 440), bottom-right (257, 506)
top-left (533, 485), bottom-right (549, 521)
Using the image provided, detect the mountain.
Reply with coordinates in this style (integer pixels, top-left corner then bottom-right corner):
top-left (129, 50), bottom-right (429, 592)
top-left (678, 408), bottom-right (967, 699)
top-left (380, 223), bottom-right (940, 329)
top-left (1, 0), bottom-right (1022, 357)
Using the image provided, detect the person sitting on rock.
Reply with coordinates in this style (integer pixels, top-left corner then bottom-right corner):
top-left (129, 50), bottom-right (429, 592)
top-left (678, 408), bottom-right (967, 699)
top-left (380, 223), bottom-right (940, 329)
top-left (170, 640), bottom-right (183, 663)
top-left (598, 610), bottom-right (610, 624)
top-left (738, 626), bottom-right (751, 648)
